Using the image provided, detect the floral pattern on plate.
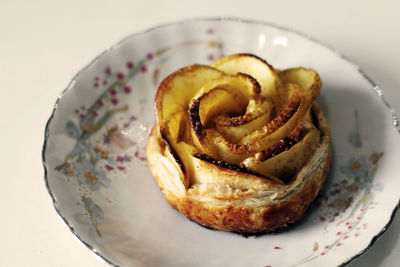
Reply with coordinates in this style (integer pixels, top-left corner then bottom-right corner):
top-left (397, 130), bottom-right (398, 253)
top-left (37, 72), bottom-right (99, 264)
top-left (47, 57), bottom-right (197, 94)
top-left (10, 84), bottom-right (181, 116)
top-left (295, 111), bottom-right (384, 266)
top-left (43, 19), bottom-right (400, 267)
top-left (53, 39), bottom-right (224, 237)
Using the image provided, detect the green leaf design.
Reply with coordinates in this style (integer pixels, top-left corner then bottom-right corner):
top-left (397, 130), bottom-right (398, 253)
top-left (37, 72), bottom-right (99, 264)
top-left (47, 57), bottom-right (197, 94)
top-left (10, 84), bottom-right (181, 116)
top-left (66, 120), bottom-right (81, 139)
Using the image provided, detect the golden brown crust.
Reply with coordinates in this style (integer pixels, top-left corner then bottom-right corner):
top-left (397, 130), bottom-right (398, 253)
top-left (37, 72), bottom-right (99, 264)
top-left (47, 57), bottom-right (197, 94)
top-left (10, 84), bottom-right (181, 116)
top-left (146, 105), bottom-right (331, 233)
top-left (175, 151), bottom-right (330, 233)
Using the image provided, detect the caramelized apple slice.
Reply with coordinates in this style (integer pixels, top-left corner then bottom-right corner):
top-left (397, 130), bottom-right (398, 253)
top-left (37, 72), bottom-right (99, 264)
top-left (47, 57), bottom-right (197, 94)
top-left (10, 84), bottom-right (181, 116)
top-left (165, 111), bottom-right (191, 143)
top-left (211, 54), bottom-right (279, 98)
top-left (278, 67), bottom-right (321, 106)
top-left (188, 88), bottom-right (241, 158)
top-left (155, 65), bottom-right (224, 125)
top-left (239, 68), bottom-right (321, 144)
top-left (159, 127), bottom-right (190, 189)
top-left (215, 99), bottom-right (273, 143)
top-left (190, 153), bottom-right (283, 187)
top-left (158, 110), bottom-right (196, 189)
top-left (242, 123), bottom-right (321, 183)
top-left (205, 129), bottom-right (250, 164)
top-left (198, 85), bottom-right (309, 167)
top-left (191, 72), bottom-right (262, 108)
top-left (156, 65), bottom-right (224, 172)
top-left (239, 84), bottom-right (306, 145)
top-left (188, 73), bottom-right (263, 157)
top-left (198, 88), bottom-right (242, 128)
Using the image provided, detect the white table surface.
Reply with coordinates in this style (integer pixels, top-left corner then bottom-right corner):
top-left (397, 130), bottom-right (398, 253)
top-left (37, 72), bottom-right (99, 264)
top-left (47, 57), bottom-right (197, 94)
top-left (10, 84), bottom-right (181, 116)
top-left (1, 0), bottom-right (399, 266)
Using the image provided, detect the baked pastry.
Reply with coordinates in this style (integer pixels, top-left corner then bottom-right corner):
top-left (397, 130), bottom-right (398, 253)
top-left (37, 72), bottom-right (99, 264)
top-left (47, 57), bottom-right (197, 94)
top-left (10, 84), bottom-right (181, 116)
top-left (146, 54), bottom-right (331, 233)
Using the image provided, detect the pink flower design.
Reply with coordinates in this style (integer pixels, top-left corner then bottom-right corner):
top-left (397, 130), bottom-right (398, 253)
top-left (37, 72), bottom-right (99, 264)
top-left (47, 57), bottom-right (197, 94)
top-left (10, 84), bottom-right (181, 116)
top-left (127, 61), bottom-right (134, 69)
top-left (105, 165), bottom-right (114, 171)
top-left (146, 53), bottom-right (154, 60)
top-left (105, 66), bottom-right (111, 75)
top-left (124, 85), bottom-right (132, 94)
top-left (110, 88), bottom-right (117, 96)
top-left (111, 98), bottom-right (118, 105)
top-left (117, 72), bottom-right (125, 80)
top-left (96, 99), bottom-right (104, 107)
top-left (135, 150), bottom-right (147, 161)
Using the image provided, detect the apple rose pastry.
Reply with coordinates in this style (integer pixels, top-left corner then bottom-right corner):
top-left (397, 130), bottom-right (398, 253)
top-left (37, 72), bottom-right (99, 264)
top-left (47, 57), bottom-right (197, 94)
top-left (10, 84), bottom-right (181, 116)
top-left (146, 54), bottom-right (331, 233)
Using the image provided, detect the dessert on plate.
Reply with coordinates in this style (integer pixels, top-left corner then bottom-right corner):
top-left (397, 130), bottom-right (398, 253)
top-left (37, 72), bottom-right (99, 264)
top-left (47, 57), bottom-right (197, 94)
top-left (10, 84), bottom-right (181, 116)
top-left (146, 53), bottom-right (331, 233)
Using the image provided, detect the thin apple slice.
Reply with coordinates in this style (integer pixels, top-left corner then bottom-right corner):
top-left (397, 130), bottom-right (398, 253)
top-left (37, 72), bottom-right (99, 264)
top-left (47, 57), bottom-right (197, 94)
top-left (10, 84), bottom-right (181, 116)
top-left (155, 65), bottom-right (224, 175)
top-left (278, 67), bottom-right (321, 104)
top-left (159, 126), bottom-right (190, 189)
top-left (198, 88), bottom-right (243, 128)
top-left (211, 54), bottom-right (279, 98)
top-left (190, 72), bottom-right (262, 108)
top-left (165, 110), bottom-right (191, 143)
top-left (188, 88), bottom-right (241, 158)
top-left (155, 65), bottom-right (224, 125)
top-left (206, 129), bottom-right (250, 164)
top-left (187, 73), bottom-right (263, 157)
top-left (212, 53), bottom-right (282, 111)
top-left (239, 65), bottom-right (321, 146)
top-left (215, 99), bottom-right (273, 143)
top-left (242, 123), bottom-right (320, 183)
top-left (239, 83), bottom-right (307, 145)
top-left (190, 153), bottom-right (283, 187)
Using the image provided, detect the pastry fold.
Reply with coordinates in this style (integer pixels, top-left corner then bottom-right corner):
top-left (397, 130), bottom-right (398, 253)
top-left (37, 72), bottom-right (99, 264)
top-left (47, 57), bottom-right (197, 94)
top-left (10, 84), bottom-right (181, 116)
top-left (146, 54), bottom-right (331, 233)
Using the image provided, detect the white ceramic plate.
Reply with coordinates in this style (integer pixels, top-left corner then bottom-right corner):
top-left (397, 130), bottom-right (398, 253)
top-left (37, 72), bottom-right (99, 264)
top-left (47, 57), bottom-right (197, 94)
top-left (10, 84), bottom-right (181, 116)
top-left (43, 18), bottom-right (400, 267)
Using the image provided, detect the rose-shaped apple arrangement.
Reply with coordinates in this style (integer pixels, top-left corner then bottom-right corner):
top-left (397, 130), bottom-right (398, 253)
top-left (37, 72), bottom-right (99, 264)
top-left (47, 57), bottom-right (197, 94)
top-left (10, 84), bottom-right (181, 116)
top-left (146, 54), bottom-right (331, 233)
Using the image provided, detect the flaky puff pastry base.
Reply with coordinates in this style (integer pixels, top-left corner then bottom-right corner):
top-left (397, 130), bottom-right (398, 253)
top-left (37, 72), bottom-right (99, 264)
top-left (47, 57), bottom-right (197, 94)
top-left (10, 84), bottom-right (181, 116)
top-left (146, 104), bottom-right (331, 233)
